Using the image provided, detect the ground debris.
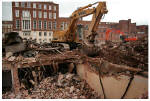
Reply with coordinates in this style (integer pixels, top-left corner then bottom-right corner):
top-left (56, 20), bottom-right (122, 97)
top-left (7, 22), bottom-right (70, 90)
top-left (98, 35), bottom-right (148, 71)
top-left (2, 73), bottom-right (100, 99)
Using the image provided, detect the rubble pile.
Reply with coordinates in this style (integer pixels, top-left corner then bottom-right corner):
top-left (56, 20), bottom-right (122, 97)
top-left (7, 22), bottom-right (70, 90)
top-left (99, 36), bottom-right (148, 71)
top-left (2, 73), bottom-right (100, 99)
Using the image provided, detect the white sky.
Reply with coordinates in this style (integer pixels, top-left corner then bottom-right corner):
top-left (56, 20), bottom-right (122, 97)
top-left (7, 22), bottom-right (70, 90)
top-left (2, 0), bottom-right (150, 25)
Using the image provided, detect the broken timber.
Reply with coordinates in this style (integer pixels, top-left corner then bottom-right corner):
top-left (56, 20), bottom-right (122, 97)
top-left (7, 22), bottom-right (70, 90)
top-left (2, 50), bottom-right (148, 97)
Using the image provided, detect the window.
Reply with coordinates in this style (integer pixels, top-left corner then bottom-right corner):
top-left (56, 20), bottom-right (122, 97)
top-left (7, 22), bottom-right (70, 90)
top-left (22, 10), bottom-right (30, 17)
top-left (21, 2), bottom-right (25, 7)
top-left (39, 32), bottom-right (42, 36)
top-left (61, 22), bottom-right (64, 30)
top-left (38, 11), bottom-right (42, 18)
top-left (43, 38), bottom-right (47, 42)
top-left (27, 2), bottom-right (31, 8)
top-left (38, 4), bottom-right (42, 9)
top-left (48, 21), bottom-right (52, 30)
top-left (65, 22), bottom-right (68, 29)
top-left (33, 11), bottom-right (36, 18)
top-left (23, 32), bottom-right (30, 36)
top-left (49, 31), bottom-right (53, 36)
top-left (49, 5), bottom-right (52, 10)
top-left (49, 12), bottom-right (52, 19)
top-left (22, 20), bottom-right (31, 30)
top-left (53, 13), bottom-right (56, 19)
top-left (44, 32), bottom-right (47, 36)
top-left (15, 10), bottom-right (19, 17)
top-left (16, 20), bottom-right (20, 29)
top-left (38, 20), bottom-right (42, 29)
top-left (33, 20), bottom-right (36, 29)
top-left (44, 4), bottom-right (47, 9)
top-left (54, 5), bottom-right (56, 11)
top-left (15, 2), bottom-right (19, 7)
top-left (44, 21), bottom-right (47, 29)
top-left (61, 22), bottom-right (67, 30)
top-left (53, 21), bottom-right (57, 30)
top-left (44, 12), bottom-right (47, 18)
top-left (33, 3), bottom-right (36, 8)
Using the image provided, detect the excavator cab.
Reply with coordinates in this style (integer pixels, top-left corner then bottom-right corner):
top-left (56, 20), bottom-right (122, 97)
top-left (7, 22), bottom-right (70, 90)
top-left (52, 2), bottom-right (108, 56)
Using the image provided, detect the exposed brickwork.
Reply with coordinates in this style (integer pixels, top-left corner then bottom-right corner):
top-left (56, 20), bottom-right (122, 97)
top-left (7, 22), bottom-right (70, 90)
top-left (12, 2), bottom-right (59, 31)
top-left (58, 18), bottom-right (140, 42)
top-left (7, 2), bottom-right (148, 43)
top-left (2, 21), bottom-right (13, 35)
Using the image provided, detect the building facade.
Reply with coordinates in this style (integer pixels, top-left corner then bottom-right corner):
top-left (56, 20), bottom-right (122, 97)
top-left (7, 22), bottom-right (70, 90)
top-left (2, 21), bottom-right (13, 38)
top-left (57, 18), bottom-right (138, 43)
top-left (11, 2), bottom-right (147, 43)
top-left (136, 25), bottom-right (148, 38)
top-left (12, 2), bottom-right (59, 43)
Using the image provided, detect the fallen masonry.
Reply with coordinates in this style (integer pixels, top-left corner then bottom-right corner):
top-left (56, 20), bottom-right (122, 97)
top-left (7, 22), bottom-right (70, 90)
top-left (2, 34), bottom-right (148, 99)
top-left (3, 73), bottom-right (100, 99)
top-left (2, 49), bottom-right (148, 99)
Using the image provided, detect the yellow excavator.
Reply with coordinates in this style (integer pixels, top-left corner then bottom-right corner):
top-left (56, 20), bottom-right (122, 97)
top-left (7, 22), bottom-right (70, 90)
top-left (52, 2), bottom-right (108, 56)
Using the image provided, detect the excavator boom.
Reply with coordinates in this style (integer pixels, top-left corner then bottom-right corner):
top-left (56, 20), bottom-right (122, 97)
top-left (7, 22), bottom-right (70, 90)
top-left (52, 2), bottom-right (108, 56)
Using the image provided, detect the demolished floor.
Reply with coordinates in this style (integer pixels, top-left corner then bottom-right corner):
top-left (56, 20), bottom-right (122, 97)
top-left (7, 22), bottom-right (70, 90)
top-left (2, 35), bottom-right (148, 99)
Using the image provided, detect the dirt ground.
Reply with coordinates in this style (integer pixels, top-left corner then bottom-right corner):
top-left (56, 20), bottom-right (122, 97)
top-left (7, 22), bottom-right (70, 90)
top-left (98, 35), bottom-right (148, 71)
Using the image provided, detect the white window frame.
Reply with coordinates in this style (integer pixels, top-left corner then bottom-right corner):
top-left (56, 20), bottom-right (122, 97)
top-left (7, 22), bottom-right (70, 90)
top-left (16, 20), bottom-right (20, 29)
top-left (61, 22), bottom-right (64, 30)
top-left (38, 11), bottom-right (42, 18)
top-left (22, 10), bottom-right (30, 18)
top-left (53, 21), bottom-right (57, 30)
top-left (33, 11), bottom-right (36, 18)
top-left (48, 21), bottom-right (52, 30)
top-left (44, 21), bottom-right (47, 29)
top-left (38, 20), bottom-right (42, 29)
top-left (33, 3), bottom-right (36, 8)
top-left (15, 2), bottom-right (19, 7)
top-left (27, 2), bottom-right (31, 8)
top-left (39, 32), bottom-right (42, 36)
top-left (53, 13), bottom-right (56, 19)
top-left (44, 4), bottom-right (47, 9)
top-left (38, 4), bottom-right (42, 9)
top-left (44, 32), bottom-right (47, 36)
top-left (49, 31), bottom-right (53, 37)
top-left (22, 20), bottom-right (31, 30)
top-left (44, 12), bottom-right (47, 18)
top-left (54, 5), bottom-right (56, 11)
top-left (21, 2), bottom-right (25, 7)
top-left (33, 20), bottom-right (36, 29)
top-left (15, 10), bottom-right (19, 17)
top-left (49, 12), bottom-right (52, 19)
top-left (49, 5), bottom-right (52, 10)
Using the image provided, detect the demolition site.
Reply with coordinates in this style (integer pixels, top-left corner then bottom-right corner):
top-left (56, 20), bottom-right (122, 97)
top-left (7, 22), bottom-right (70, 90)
top-left (2, 1), bottom-right (148, 99)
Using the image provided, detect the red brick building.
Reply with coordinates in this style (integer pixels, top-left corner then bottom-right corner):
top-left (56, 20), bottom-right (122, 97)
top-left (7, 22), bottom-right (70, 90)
top-left (136, 25), bottom-right (148, 34)
top-left (136, 25), bottom-right (148, 38)
top-left (57, 17), bottom-right (139, 43)
top-left (11, 2), bottom-right (147, 43)
top-left (12, 2), bottom-right (59, 43)
top-left (2, 21), bottom-right (13, 38)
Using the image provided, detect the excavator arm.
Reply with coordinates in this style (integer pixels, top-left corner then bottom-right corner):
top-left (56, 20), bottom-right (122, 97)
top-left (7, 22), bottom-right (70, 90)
top-left (53, 2), bottom-right (107, 43)
top-left (84, 2), bottom-right (108, 45)
top-left (52, 2), bottom-right (108, 56)
top-left (82, 2), bottom-right (108, 56)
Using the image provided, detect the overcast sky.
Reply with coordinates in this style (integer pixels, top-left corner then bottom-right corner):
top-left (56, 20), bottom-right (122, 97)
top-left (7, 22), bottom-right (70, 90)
top-left (2, 0), bottom-right (149, 25)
